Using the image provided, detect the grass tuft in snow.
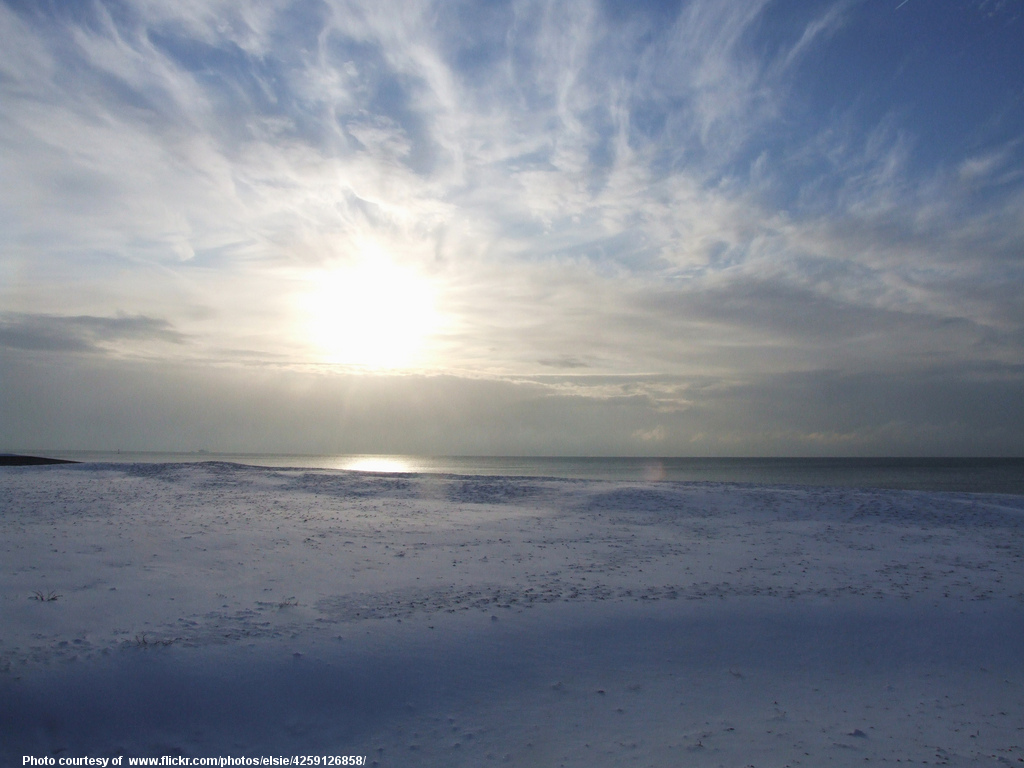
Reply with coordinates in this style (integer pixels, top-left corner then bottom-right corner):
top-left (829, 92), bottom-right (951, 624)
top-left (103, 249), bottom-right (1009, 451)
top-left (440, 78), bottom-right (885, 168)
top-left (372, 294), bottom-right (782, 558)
top-left (131, 633), bottom-right (177, 648)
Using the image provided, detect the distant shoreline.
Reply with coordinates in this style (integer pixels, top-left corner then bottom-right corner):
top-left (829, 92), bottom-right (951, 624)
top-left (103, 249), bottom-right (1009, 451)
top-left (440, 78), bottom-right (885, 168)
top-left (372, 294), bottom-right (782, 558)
top-left (0, 454), bottom-right (79, 466)
top-left (8, 452), bottom-right (1022, 493)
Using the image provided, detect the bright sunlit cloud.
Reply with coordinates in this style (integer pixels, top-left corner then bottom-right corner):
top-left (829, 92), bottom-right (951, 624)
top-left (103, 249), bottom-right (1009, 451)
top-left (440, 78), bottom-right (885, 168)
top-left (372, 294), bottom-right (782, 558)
top-left (301, 252), bottom-right (440, 370)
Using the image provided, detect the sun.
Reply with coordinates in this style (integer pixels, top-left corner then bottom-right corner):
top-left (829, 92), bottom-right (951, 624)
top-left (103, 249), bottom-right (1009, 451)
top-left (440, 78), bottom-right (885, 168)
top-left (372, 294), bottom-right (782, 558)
top-left (302, 255), bottom-right (439, 369)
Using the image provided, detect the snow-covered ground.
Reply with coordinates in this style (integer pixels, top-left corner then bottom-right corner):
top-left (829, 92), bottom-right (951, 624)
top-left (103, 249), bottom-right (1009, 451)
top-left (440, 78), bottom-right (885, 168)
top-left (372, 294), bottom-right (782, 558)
top-left (2, 462), bottom-right (1023, 766)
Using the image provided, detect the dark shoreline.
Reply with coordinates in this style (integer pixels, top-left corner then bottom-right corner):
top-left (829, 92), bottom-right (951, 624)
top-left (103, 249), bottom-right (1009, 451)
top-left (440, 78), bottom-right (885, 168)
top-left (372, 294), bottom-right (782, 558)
top-left (0, 454), bottom-right (80, 466)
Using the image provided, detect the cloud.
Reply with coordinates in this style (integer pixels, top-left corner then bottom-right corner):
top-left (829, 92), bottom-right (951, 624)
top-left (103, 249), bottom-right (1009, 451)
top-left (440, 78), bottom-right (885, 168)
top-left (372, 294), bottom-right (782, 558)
top-left (0, 313), bottom-right (186, 354)
top-left (4, 353), bottom-right (1022, 456)
top-left (632, 425), bottom-right (667, 443)
top-left (537, 355), bottom-right (590, 370)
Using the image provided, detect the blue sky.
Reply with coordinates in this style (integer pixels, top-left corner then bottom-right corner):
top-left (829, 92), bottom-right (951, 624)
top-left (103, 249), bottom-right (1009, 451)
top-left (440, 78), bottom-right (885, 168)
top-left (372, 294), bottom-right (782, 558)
top-left (1, 0), bottom-right (1022, 455)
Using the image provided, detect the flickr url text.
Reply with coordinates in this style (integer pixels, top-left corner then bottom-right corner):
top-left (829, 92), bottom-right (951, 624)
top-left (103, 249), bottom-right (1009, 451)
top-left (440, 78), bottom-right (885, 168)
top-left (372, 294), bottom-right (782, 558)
top-left (23, 756), bottom-right (367, 767)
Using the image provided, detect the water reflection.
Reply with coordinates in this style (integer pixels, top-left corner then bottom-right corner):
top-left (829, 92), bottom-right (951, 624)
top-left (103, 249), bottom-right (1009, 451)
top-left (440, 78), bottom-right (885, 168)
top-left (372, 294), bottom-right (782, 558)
top-left (642, 460), bottom-right (666, 481)
top-left (338, 455), bottom-right (414, 473)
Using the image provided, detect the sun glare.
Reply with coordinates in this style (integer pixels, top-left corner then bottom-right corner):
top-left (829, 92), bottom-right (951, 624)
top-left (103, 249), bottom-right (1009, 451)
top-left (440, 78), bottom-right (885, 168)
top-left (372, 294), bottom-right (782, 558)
top-left (303, 256), bottom-right (439, 369)
top-left (340, 456), bottom-right (413, 473)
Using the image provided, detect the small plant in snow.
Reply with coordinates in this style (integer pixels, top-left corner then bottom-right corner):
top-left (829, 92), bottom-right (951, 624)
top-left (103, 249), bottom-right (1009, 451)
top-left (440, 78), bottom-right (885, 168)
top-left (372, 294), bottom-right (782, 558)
top-left (30, 590), bottom-right (61, 602)
top-left (132, 633), bottom-right (176, 647)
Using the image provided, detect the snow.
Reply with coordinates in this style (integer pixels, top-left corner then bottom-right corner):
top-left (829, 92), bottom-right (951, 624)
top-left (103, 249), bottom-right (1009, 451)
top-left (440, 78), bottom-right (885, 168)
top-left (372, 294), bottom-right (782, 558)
top-left (2, 462), bottom-right (1023, 766)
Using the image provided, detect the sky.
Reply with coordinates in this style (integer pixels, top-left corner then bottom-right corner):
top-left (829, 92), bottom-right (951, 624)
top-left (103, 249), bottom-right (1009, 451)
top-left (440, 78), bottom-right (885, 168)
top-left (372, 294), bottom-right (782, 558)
top-left (1, 0), bottom-right (1023, 456)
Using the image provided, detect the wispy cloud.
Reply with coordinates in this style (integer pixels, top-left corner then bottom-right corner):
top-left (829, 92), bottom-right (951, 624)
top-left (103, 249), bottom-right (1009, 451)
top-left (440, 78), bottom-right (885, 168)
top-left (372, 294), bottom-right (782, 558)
top-left (2, 0), bottom-right (1022, 453)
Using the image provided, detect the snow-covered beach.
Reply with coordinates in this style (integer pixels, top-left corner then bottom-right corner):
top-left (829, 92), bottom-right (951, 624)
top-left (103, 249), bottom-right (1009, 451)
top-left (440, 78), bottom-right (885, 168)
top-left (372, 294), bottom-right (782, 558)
top-left (2, 462), bottom-right (1023, 766)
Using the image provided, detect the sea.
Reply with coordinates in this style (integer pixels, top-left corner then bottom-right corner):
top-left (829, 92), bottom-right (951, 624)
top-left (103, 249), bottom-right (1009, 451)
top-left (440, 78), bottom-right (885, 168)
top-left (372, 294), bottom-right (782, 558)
top-left (26, 452), bottom-right (1024, 495)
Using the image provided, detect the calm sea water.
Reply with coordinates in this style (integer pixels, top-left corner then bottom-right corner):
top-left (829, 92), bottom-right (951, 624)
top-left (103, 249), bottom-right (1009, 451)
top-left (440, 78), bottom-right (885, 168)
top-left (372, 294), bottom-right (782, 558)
top-left (34, 452), bottom-right (1024, 494)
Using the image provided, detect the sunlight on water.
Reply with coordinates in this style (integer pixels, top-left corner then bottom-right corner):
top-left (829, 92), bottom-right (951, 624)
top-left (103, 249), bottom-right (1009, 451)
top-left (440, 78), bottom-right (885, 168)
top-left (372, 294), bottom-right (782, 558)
top-left (642, 460), bottom-right (667, 481)
top-left (339, 455), bottom-right (414, 473)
